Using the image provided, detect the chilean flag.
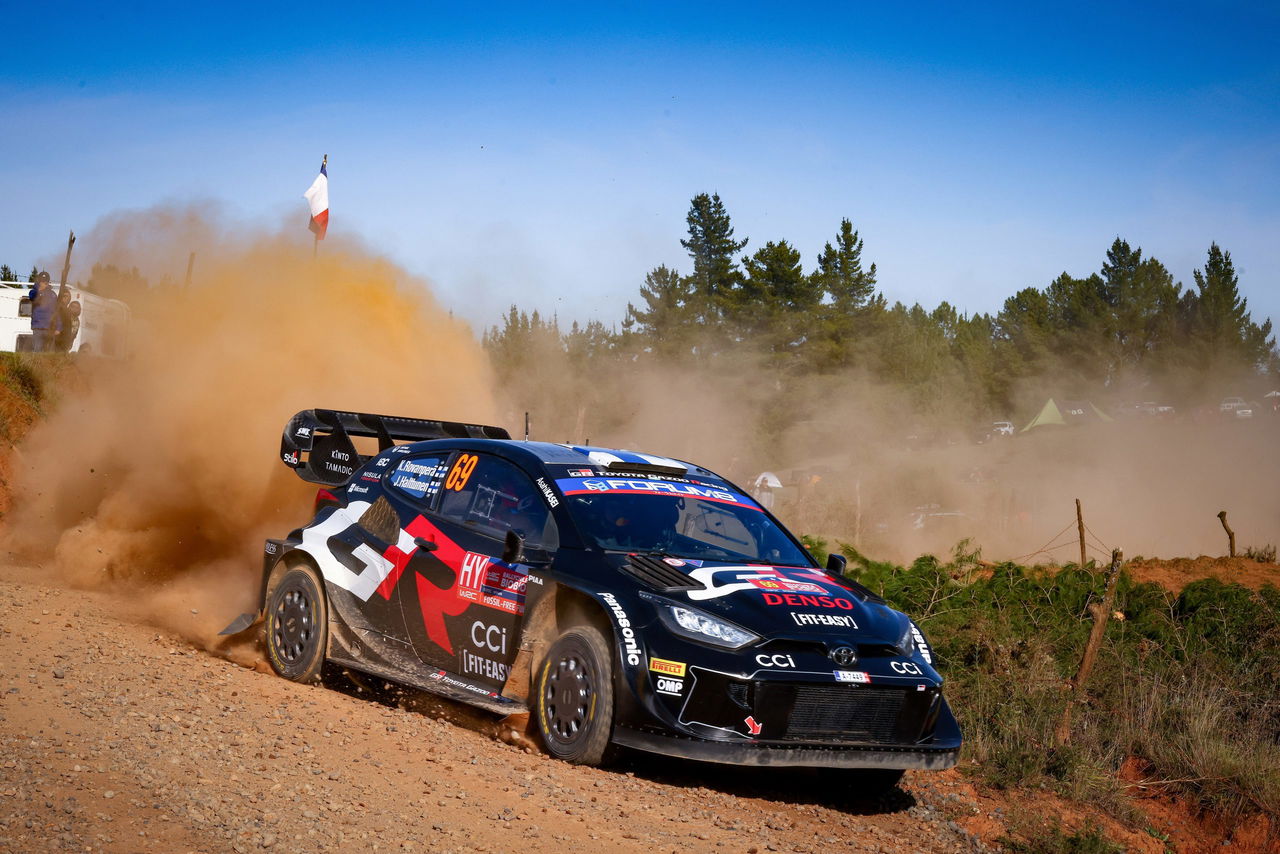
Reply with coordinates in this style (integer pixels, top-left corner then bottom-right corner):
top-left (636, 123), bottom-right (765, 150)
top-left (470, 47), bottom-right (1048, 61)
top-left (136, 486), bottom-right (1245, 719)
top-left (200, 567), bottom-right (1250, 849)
top-left (303, 158), bottom-right (329, 239)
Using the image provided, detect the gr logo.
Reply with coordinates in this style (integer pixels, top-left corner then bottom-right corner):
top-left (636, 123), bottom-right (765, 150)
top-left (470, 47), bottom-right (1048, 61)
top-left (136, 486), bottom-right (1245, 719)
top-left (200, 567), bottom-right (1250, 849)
top-left (754, 653), bottom-right (795, 668)
top-left (470, 621), bottom-right (508, 654)
top-left (891, 661), bottom-right (923, 675)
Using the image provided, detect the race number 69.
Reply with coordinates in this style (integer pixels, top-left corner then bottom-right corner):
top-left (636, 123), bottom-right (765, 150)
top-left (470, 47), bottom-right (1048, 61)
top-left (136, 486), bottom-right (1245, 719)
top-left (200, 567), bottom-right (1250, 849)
top-left (445, 453), bottom-right (478, 491)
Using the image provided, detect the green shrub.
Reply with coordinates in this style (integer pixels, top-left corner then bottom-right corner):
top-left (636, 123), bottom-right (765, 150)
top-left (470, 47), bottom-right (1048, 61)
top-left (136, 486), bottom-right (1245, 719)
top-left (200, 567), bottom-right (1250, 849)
top-left (1003, 821), bottom-right (1124, 854)
top-left (827, 540), bottom-right (1280, 823)
top-left (0, 352), bottom-right (43, 403)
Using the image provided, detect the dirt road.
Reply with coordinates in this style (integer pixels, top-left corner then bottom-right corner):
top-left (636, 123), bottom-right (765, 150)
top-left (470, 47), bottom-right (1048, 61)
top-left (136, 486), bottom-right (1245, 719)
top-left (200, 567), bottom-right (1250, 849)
top-left (0, 563), bottom-right (996, 854)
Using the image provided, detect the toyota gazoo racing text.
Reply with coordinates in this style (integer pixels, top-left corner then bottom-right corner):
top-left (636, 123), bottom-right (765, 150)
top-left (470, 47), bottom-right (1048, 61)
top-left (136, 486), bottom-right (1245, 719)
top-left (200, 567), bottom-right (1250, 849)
top-left (223, 409), bottom-right (961, 783)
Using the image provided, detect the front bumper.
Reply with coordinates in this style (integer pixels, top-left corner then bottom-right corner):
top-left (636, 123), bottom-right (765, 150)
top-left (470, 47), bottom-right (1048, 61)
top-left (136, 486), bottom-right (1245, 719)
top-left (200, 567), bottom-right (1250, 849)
top-left (611, 693), bottom-right (962, 769)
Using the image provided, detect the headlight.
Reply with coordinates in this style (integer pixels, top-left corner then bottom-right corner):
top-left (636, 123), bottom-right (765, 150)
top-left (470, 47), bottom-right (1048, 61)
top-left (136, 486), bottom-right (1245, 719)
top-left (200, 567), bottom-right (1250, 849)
top-left (660, 604), bottom-right (759, 650)
top-left (897, 618), bottom-right (916, 657)
top-left (909, 621), bottom-right (933, 664)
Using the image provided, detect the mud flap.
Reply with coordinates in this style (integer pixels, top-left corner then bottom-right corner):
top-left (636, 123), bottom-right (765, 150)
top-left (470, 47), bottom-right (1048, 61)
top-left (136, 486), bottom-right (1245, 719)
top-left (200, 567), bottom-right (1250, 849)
top-left (219, 612), bottom-right (260, 636)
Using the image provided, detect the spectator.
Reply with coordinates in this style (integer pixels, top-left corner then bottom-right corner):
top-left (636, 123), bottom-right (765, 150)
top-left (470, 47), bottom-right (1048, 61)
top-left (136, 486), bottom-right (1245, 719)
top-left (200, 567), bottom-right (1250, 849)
top-left (28, 272), bottom-right (60, 352)
top-left (54, 289), bottom-right (80, 352)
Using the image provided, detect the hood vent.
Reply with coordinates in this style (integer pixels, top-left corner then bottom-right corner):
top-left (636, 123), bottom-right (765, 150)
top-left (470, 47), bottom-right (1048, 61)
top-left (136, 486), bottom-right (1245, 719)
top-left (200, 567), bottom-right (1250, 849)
top-left (622, 554), bottom-right (702, 592)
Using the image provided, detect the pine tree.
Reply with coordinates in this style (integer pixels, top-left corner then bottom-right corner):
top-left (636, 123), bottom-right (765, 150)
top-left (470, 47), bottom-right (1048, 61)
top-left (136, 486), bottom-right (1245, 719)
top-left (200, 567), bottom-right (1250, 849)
top-left (1187, 243), bottom-right (1276, 378)
top-left (680, 193), bottom-right (747, 325)
top-left (736, 240), bottom-right (816, 349)
top-left (622, 265), bottom-right (696, 357)
top-left (1098, 238), bottom-right (1181, 382)
top-left (815, 219), bottom-right (878, 314)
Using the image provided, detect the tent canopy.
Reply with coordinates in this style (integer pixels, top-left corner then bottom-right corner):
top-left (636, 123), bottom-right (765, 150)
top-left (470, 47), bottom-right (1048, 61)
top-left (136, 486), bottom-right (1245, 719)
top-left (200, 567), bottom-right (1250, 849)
top-left (1021, 398), bottom-right (1113, 433)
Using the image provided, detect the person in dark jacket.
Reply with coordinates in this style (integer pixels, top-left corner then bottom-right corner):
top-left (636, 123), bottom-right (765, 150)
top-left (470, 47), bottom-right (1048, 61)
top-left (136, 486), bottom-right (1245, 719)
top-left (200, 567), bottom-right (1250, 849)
top-left (54, 289), bottom-right (81, 352)
top-left (28, 272), bottom-right (61, 352)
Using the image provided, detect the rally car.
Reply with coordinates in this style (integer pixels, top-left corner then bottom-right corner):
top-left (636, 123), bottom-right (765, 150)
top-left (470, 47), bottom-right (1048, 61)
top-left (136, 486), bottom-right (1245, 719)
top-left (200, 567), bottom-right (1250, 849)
top-left (224, 409), bottom-right (961, 781)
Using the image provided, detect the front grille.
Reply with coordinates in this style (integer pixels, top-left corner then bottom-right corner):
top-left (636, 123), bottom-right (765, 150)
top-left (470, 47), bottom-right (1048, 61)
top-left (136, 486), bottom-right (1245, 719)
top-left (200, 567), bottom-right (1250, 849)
top-left (784, 685), bottom-right (904, 741)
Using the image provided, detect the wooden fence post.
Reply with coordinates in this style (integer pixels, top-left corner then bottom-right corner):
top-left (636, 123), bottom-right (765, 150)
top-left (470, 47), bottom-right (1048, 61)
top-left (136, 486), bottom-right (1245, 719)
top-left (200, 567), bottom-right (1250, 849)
top-left (1076, 498), bottom-right (1086, 569)
top-left (1217, 511), bottom-right (1236, 558)
top-left (1055, 548), bottom-right (1123, 747)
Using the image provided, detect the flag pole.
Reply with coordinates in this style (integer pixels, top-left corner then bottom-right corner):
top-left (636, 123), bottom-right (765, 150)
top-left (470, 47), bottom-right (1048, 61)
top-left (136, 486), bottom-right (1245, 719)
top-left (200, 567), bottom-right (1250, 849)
top-left (58, 230), bottom-right (76, 297)
top-left (313, 154), bottom-right (327, 259)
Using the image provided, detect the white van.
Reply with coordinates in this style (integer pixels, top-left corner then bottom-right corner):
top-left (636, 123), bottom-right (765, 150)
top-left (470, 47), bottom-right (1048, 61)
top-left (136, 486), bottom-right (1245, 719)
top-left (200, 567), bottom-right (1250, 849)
top-left (0, 281), bottom-right (131, 356)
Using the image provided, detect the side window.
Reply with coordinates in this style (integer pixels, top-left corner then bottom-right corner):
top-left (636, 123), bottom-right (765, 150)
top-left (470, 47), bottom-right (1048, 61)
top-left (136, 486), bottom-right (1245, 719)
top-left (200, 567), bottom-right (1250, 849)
top-left (386, 454), bottom-right (450, 505)
top-left (437, 454), bottom-right (558, 550)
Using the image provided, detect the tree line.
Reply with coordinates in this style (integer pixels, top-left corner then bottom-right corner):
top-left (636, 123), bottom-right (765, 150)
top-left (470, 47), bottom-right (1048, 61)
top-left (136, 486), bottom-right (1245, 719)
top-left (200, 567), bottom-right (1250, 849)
top-left (485, 192), bottom-right (1277, 434)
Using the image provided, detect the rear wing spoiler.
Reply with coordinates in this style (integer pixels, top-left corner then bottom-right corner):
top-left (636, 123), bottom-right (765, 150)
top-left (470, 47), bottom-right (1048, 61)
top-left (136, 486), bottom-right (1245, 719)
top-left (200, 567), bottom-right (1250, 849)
top-left (281, 409), bottom-right (511, 485)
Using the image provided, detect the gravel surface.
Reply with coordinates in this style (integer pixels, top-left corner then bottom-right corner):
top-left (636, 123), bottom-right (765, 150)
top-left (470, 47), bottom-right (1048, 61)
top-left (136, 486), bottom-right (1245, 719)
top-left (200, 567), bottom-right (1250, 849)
top-left (0, 564), bottom-right (996, 853)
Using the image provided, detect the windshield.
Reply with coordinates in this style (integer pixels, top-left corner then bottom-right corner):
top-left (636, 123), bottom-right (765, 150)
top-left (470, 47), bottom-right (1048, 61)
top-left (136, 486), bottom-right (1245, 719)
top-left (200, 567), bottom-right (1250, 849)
top-left (557, 476), bottom-right (813, 566)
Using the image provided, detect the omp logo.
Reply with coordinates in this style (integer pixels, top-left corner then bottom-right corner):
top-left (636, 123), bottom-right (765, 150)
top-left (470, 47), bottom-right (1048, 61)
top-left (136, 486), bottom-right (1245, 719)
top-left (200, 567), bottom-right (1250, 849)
top-left (648, 657), bottom-right (686, 677)
top-left (655, 677), bottom-right (683, 696)
top-left (459, 553), bottom-right (490, 590)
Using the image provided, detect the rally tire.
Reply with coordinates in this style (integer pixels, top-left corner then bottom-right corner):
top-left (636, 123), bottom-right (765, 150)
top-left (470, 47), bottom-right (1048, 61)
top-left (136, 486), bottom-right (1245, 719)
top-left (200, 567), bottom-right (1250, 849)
top-left (535, 625), bottom-right (616, 765)
top-left (264, 562), bottom-right (329, 683)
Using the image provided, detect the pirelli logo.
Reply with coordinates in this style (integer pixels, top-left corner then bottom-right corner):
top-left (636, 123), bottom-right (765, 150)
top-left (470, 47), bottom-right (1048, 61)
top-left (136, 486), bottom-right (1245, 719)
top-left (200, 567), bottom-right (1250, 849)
top-left (649, 657), bottom-right (687, 677)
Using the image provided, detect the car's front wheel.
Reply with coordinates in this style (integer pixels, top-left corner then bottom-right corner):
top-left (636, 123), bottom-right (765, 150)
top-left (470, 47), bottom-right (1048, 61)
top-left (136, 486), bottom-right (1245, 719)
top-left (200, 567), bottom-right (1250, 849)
top-left (535, 624), bottom-right (616, 765)
top-left (264, 562), bottom-right (328, 683)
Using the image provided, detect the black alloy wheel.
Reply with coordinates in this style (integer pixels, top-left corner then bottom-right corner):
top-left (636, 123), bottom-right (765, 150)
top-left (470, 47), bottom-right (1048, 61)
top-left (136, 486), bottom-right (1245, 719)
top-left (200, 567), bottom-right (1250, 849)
top-left (535, 625), bottom-right (616, 765)
top-left (264, 563), bottom-right (329, 683)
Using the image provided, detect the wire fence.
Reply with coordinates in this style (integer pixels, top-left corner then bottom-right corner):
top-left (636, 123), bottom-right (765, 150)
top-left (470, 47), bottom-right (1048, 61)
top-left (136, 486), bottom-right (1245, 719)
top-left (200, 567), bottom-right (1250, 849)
top-left (1008, 509), bottom-right (1115, 566)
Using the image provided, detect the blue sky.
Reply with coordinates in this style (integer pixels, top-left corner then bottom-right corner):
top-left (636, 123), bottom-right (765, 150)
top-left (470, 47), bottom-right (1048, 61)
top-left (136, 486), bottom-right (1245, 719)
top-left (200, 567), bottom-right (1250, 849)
top-left (3, 2), bottom-right (1278, 332)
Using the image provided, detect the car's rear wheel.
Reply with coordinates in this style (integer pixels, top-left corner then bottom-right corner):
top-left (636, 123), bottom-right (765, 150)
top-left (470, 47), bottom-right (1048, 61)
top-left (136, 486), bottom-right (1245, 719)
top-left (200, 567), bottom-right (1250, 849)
top-left (264, 563), bottom-right (328, 683)
top-left (535, 625), bottom-right (615, 765)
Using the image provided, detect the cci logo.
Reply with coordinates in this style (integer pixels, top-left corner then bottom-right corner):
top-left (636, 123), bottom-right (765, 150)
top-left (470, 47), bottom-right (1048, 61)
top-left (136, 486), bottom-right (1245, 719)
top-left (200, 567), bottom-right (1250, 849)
top-left (470, 621), bottom-right (508, 654)
top-left (891, 661), bottom-right (923, 675)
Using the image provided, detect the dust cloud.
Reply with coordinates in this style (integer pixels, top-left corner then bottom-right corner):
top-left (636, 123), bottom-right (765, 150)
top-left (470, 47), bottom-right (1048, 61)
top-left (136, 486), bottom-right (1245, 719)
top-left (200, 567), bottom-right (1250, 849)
top-left (493, 346), bottom-right (1280, 566)
top-left (8, 204), bottom-right (499, 646)
top-left (6, 203), bottom-right (1277, 640)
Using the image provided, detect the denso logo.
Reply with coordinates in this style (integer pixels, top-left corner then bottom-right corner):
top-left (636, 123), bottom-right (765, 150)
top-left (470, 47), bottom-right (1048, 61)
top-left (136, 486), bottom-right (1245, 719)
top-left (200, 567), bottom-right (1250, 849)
top-left (761, 592), bottom-right (854, 610)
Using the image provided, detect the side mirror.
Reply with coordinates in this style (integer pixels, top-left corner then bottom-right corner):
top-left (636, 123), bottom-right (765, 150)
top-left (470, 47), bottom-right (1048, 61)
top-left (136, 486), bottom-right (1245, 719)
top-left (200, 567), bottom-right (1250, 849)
top-left (825, 553), bottom-right (848, 576)
top-left (502, 529), bottom-right (526, 564)
top-left (413, 536), bottom-right (439, 553)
